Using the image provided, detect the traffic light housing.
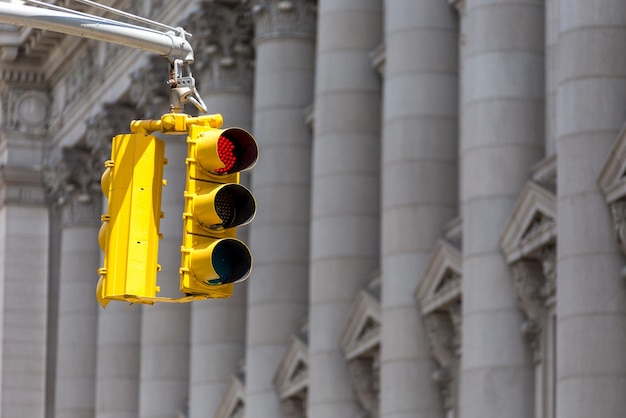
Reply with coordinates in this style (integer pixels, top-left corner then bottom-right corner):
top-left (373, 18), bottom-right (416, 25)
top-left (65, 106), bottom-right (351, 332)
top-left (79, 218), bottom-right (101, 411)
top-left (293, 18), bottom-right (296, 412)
top-left (97, 133), bottom-right (167, 307)
top-left (180, 123), bottom-right (258, 298)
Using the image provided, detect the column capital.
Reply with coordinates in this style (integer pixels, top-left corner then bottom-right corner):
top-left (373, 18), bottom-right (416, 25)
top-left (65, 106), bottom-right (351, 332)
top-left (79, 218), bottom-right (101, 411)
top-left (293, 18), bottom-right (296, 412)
top-left (43, 145), bottom-right (102, 227)
top-left (184, 1), bottom-right (255, 91)
top-left (85, 103), bottom-right (136, 165)
top-left (128, 55), bottom-right (170, 118)
top-left (247, 0), bottom-right (317, 41)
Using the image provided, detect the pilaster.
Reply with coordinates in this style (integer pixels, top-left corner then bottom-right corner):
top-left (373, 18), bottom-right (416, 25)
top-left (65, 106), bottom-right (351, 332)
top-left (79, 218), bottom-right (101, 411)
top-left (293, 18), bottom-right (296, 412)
top-left (0, 68), bottom-right (50, 417)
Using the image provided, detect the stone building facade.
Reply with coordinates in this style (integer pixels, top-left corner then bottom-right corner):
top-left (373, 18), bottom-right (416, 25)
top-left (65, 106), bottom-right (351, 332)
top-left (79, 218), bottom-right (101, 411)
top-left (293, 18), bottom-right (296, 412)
top-left (0, 0), bottom-right (625, 417)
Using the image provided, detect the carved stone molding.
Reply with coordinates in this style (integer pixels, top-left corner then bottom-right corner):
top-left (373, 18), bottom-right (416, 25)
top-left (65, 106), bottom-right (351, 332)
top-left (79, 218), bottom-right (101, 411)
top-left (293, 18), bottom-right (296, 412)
top-left (184, 1), bottom-right (255, 91)
top-left (539, 244), bottom-right (556, 300)
top-left (280, 393), bottom-right (307, 418)
top-left (610, 198), bottom-right (626, 256)
top-left (510, 260), bottom-right (545, 363)
top-left (273, 335), bottom-right (309, 402)
top-left (415, 239), bottom-right (462, 316)
top-left (450, 0), bottom-right (466, 14)
top-left (43, 146), bottom-right (102, 227)
top-left (339, 288), bottom-right (380, 417)
top-left (369, 44), bottom-right (386, 76)
top-left (85, 103), bottom-right (137, 165)
top-left (0, 85), bottom-right (50, 135)
top-left (416, 240), bottom-right (463, 415)
top-left (347, 352), bottom-right (380, 418)
top-left (128, 55), bottom-right (170, 118)
top-left (0, 165), bottom-right (47, 207)
top-left (247, 0), bottom-right (317, 40)
top-left (598, 120), bottom-right (626, 260)
top-left (340, 290), bottom-right (381, 360)
top-left (213, 375), bottom-right (246, 418)
top-left (424, 307), bottom-right (460, 412)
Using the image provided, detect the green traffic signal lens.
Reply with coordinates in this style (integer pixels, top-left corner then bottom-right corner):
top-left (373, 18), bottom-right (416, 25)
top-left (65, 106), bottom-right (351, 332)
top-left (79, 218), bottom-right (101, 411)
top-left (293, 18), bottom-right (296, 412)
top-left (211, 239), bottom-right (252, 284)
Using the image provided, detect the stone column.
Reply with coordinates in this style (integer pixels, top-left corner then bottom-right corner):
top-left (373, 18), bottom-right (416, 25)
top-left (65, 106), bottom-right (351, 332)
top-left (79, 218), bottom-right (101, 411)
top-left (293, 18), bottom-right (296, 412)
top-left (132, 61), bottom-right (191, 418)
top-left (556, 2), bottom-right (626, 417)
top-left (544, 0), bottom-right (558, 157)
top-left (88, 104), bottom-right (142, 418)
top-left (0, 77), bottom-right (50, 418)
top-left (184, 3), bottom-right (254, 417)
top-left (52, 146), bottom-right (102, 418)
top-left (309, 1), bottom-right (382, 417)
top-left (245, 1), bottom-right (316, 416)
top-left (381, 1), bottom-right (458, 417)
top-left (459, 1), bottom-right (544, 417)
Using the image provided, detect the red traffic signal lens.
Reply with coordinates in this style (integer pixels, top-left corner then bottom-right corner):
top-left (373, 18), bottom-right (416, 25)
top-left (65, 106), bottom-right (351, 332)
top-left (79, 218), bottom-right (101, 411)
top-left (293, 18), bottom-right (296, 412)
top-left (215, 128), bottom-right (258, 174)
top-left (216, 136), bottom-right (236, 174)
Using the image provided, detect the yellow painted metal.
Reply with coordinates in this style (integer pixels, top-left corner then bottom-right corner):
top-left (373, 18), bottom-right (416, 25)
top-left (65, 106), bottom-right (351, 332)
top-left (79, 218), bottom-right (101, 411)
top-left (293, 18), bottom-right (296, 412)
top-left (179, 123), bottom-right (257, 297)
top-left (95, 112), bottom-right (257, 306)
top-left (97, 133), bottom-right (166, 307)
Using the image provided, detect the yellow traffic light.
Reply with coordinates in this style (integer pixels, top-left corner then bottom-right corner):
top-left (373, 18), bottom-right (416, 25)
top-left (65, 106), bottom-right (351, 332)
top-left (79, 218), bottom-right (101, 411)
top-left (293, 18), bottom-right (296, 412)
top-left (97, 133), bottom-right (167, 307)
top-left (180, 123), bottom-right (258, 298)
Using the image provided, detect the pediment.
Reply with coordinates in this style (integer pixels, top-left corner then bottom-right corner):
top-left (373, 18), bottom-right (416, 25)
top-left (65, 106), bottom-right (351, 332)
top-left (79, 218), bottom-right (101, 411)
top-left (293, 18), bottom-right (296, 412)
top-left (213, 375), bottom-right (245, 418)
top-left (273, 336), bottom-right (309, 400)
top-left (599, 120), bottom-right (626, 204)
top-left (500, 182), bottom-right (556, 264)
top-left (340, 290), bottom-right (381, 361)
top-left (415, 240), bottom-right (462, 315)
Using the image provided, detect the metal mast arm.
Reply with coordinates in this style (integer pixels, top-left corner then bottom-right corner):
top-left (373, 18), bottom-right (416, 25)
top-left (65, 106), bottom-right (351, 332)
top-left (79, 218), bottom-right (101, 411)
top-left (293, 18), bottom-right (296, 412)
top-left (0, 2), bottom-right (193, 62)
top-left (0, 2), bottom-right (207, 113)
